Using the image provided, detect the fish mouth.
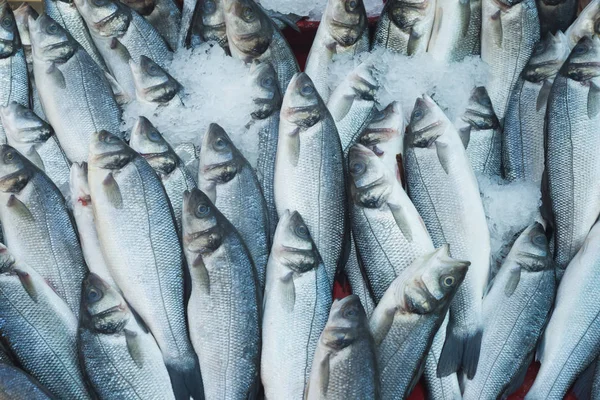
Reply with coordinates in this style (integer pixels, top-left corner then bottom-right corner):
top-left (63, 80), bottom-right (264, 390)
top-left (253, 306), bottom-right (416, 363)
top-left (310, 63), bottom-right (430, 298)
top-left (280, 245), bottom-right (314, 256)
top-left (568, 61), bottom-right (600, 69)
top-left (95, 303), bottom-right (126, 318)
top-left (355, 175), bottom-right (385, 191)
top-left (410, 121), bottom-right (442, 136)
top-left (202, 160), bottom-right (235, 173)
top-left (330, 19), bottom-right (357, 29)
top-left (234, 32), bottom-right (259, 41)
top-left (0, 170), bottom-right (29, 193)
top-left (207, 22), bottom-right (226, 30)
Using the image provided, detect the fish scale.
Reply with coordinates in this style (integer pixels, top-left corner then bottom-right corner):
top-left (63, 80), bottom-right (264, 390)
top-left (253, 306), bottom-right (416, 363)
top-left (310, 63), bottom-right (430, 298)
top-left (0, 49), bottom-right (28, 141)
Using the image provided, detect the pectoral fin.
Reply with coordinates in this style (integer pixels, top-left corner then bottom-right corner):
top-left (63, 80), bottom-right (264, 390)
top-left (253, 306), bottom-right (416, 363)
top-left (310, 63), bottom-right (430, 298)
top-left (388, 203), bottom-right (413, 242)
top-left (7, 195), bottom-right (33, 221)
top-left (536, 80), bottom-right (552, 112)
top-left (124, 329), bottom-right (144, 368)
top-left (435, 141), bottom-right (452, 174)
top-left (191, 254), bottom-right (210, 294)
top-left (588, 82), bottom-right (600, 119)
top-left (46, 63), bottom-right (66, 89)
top-left (491, 10), bottom-right (503, 48)
top-left (504, 265), bottom-right (521, 296)
top-left (102, 173), bottom-right (123, 209)
top-left (279, 272), bottom-right (295, 313)
top-left (14, 269), bottom-right (37, 302)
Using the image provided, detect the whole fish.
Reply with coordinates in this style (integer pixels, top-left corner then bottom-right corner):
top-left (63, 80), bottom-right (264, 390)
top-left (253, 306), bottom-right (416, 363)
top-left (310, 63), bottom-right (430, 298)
top-left (565, 0), bottom-right (600, 48)
top-left (370, 245), bottom-right (469, 399)
top-left (327, 62), bottom-right (379, 155)
top-left (129, 117), bottom-right (196, 232)
top-left (525, 219), bottom-right (600, 399)
top-left (29, 14), bottom-right (122, 163)
top-left (274, 72), bottom-right (348, 288)
top-left (463, 222), bottom-right (555, 400)
top-left (0, 364), bottom-right (57, 400)
top-left (0, 145), bottom-right (87, 317)
top-left (261, 210), bottom-right (332, 400)
top-left (427, 0), bottom-right (482, 62)
top-left (75, 0), bottom-right (172, 100)
top-left (0, 102), bottom-right (71, 196)
top-left (536, 0), bottom-right (577, 36)
top-left (481, 0), bottom-right (540, 121)
top-left (503, 32), bottom-right (569, 183)
top-left (344, 238), bottom-right (376, 317)
top-left (348, 143), bottom-right (434, 302)
top-left (130, 55), bottom-right (183, 105)
top-left (404, 95), bottom-right (491, 379)
top-left (224, 0), bottom-right (299, 94)
top-left (79, 273), bottom-right (177, 400)
top-left (125, 0), bottom-right (181, 50)
top-left (372, 0), bottom-right (436, 55)
top-left (544, 36), bottom-right (600, 275)
top-left (87, 131), bottom-right (202, 400)
top-left (304, 0), bottom-right (370, 101)
top-left (0, 244), bottom-right (91, 399)
top-left (305, 295), bottom-right (378, 400)
top-left (182, 188), bottom-right (261, 400)
top-left (249, 60), bottom-right (281, 240)
top-left (459, 86), bottom-right (502, 177)
top-left (198, 123), bottom-right (270, 291)
top-left (183, 0), bottom-right (228, 49)
top-left (69, 163), bottom-right (116, 288)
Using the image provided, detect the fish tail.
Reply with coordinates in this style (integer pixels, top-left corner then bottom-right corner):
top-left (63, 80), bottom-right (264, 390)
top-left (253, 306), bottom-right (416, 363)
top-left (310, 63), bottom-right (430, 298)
top-left (437, 326), bottom-right (483, 380)
top-left (166, 357), bottom-right (205, 400)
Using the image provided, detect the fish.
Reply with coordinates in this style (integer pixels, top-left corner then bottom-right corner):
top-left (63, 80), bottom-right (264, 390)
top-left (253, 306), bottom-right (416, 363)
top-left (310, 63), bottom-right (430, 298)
top-left (122, 0), bottom-right (181, 50)
top-left (565, 0), bottom-right (600, 49)
top-left (129, 116), bottom-right (197, 232)
top-left (503, 32), bottom-right (569, 183)
top-left (69, 162), bottom-right (117, 288)
top-left (87, 130), bottom-right (202, 400)
top-left (0, 102), bottom-right (71, 196)
top-left (536, 0), bottom-right (577, 36)
top-left (182, 188), bottom-right (261, 400)
top-left (304, 0), bottom-right (370, 101)
top-left (79, 273), bottom-right (177, 400)
top-left (305, 294), bottom-right (378, 399)
top-left (404, 95), bottom-right (491, 379)
top-left (130, 55), bottom-right (183, 105)
top-left (372, 0), bottom-right (436, 56)
top-left (274, 72), bottom-right (348, 289)
top-left (249, 60), bottom-right (281, 240)
top-left (261, 210), bottom-right (332, 399)
top-left (0, 363), bottom-right (57, 400)
top-left (348, 143), bottom-right (434, 302)
top-left (75, 0), bottom-right (172, 100)
top-left (29, 13), bottom-right (122, 163)
top-left (344, 239), bottom-right (376, 317)
top-left (369, 245), bottom-right (469, 399)
top-left (543, 36), bottom-right (600, 276)
top-left (0, 145), bottom-right (88, 317)
top-left (224, 0), bottom-right (299, 94)
top-left (481, 0), bottom-right (540, 122)
top-left (525, 219), bottom-right (600, 399)
top-left (327, 62), bottom-right (379, 155)
top-left (463, 222), bottom-right (555, 400)
top-left (182, 0), bottom-right (228, 50)
top-left (0, 244), bottom-right (92, 399)
top-left (459, 86), bottom-right (502, 177)
top-left (198, 123), bottom-right (270, 291)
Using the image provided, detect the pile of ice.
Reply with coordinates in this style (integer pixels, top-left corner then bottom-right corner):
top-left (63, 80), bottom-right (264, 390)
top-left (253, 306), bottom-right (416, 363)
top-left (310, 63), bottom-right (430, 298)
top-left (258, 0), bottom-right (384, 19)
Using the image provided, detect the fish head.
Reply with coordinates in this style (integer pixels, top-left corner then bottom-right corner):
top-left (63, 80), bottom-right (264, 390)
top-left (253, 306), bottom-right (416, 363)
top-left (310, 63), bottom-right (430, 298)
top-left (195, 0), bottom-right (227, 43)
top-left (69, 162), bottom-right (92, 207)
top-left (0, 1), bottom-right (19, 57)
top-left (224, 0), bottom-right (273, 58)
top-left (199, 123), bottom-right (242, 183)
top-left (324, 0), bottom-right (367, 47)
top-left (13, 3), bottom-right (38, 48)
top-left (406, 95), bottom-right (447, 149)
top-left (461, 87), bottom-right (499, 130)
top-left (28, 14), bottom-right (76, 62)
top-left (119, 0), bottom-right (155, 16)
top-left (348, 144), bottom-right (392, 208)
top-left (249, 61), bottom-right (281, 120)
top-left (130, 56), bottom-right (181, 104)
top-left (129, 117), bottom-right (177, 175)
top-left (81, 273), bottom-right (129, 333)
top-left (359, 102), bottom-right (404, 157)
top-left (89, 130), bottom-right (135, 170)
top-left (522, 32), bottom-right (570, 82)
top-left (562, 36), bottom-right (600, 81)
top-left (182, 188), bottom-right (223, 254)
top-left (566, 0), bottom-right (600, 48)
top-left (388, 0), bottom-right (431, 31)
top-left (508, 222), bottom-right (552, 272)
top-left (0, 102), bottom-right (52, 146)
top-left (272, 210), bottom-right (320, 273)
top-left (347, 62), bottom-right (378, 101)
top-left (0, 244), bottom-right (16, 274)
top-left (281, 72), bottom-right (325, 128)
top-left (403, 245), bottom-right (469, 314)
top-left (0, 145), bottom-right (33, 193)
top-left (74, 0), bottom-right (130, 37)
top-left (321, 295), bottom-right (368, 350)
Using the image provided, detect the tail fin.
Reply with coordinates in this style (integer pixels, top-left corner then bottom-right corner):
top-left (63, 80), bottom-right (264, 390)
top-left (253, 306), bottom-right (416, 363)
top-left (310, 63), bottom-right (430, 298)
top-left (437, 326), bottom-right (483, 380)
top-left (166, 357), bottom-right (205, 400)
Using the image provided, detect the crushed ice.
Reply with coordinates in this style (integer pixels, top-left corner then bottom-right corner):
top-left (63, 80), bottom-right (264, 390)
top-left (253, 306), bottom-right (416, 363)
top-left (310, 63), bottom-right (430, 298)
top-left (258, 0), bottom-right (384, 19)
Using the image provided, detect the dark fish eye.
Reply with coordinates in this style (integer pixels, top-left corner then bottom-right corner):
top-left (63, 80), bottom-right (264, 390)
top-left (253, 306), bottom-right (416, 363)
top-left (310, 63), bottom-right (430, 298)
top-left (443, 276), bottom-right (455, 287)
top-left (343, 306), bottom-right (358, 318)
top-left (574, 43), bottom-right (589, 55)
top-left (242, 6), bottom-right (255, 21)
top-left (47, 23), bottom-right (59, 34)
top-left (1, 16), bottom-right (13, 29)
top-left (92, 0), bottom-right (108, 6)
top-left (262, 77), bottom-right (274, 88)
top-left (300, 84), bottom-right (314, 96)
top-left (3, 151), bottom-right (14, 163)
top-left (481, 96), bottom-right (491, 107)
top-left (203, 0), bottom-right (216, 13)
top-left (534, 42), bottom-right (545, 54)
top-left (147, 64), bottom-right (160, 75)
top-left (213, 137), bottom-right (227, 150)
top-left (196, 204), bottom-right (210, 217)
top-left (412, 108), bottom-right (424, 121)
top-left (533, 234), bottom-right (546, 246)
top-left (148, 130), bottom-right (161, 142)
top-left (86, 287), bottom-right (102, 303)
top-left (348, 0), bottom-right (358, 9)
top-left (295, 224), bottom-right (309, 238)
top-left (350, 160), bottom-right (365, 175)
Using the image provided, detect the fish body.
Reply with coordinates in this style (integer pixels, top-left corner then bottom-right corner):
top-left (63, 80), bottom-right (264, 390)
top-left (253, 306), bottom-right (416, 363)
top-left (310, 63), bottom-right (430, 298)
top-left (343, 238), bottom-right (376, 317)
top-left (144, 0), bottom-right (181, 50)
top-left (536, 0), bottom-right (577, 36)
top-left (0, 364), bottom-right (56, 400)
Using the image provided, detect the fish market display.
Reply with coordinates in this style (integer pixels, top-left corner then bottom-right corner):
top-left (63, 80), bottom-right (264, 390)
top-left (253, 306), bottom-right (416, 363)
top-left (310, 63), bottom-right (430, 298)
top-left (128, 0), bottom-right (181, 50)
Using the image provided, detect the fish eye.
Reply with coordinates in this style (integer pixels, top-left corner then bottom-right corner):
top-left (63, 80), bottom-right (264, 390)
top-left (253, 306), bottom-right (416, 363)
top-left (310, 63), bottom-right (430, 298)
top-left (46, 23), bottom-right (59, 34)
top-left (300, 84), bottom-right (314, 96)
top-left (343, 306), bottom-right (359, 318)
top-left (195, 204), bottom-right (210, 217)
top-left (533, 234), bottom-right (546, 246)
top-left (480, 96), bottom-right (492, 107)
top-left (147, 63), bottom-right (161, 76)
top-left (412, 109), bottom-right (424, 120)
top-left (1, 16), bottom-right (13, 29)
top-left (348, 0), bottom-right (358, 10)
top-left (533, 42), bottom-right (545, 54)
top-left (3, 151), bottom-right (14, 163)
top-left (148, 130), bottom-right (161, 142)
top-left (92, 0), bottom-right (109, 6)
top-left (213, 137), bottom-right (227, 150)
top-left (295, 224), bottom-right (309, 238)
top-left (442, 276), bottom-right (455, 287)
top-left (242, 6), bottom-right (255, 21)
top-left (86, 287), bottom-right (102, 303)
top-left (203, 0), bottom-right (216, 13)
top-left (262, 76), bottom-right (274, 88)
top-left (574, 43), bottom-right (589, 55)
top-left (350, 160), bottom-right (365, 175)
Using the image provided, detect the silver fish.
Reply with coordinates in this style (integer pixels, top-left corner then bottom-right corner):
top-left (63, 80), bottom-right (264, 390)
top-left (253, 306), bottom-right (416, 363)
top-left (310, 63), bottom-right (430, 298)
top-left (0, 145), bottom-right (87, 317)
top-left (343, 239), bottom-right (376, 318)
top-left (198, 123), bottom-right (270, 291)
top-left (274, 72), bottom-right (348, 288)
top-left (123, 0), bottom-right (181, 50)
top-left (87, 131), bottom-right (202, 400)
top-left (536, 0), bottom-right (577, 36)
top-left (182, 0), bottom-right (228, 49)
top-left (0, 363), bottom-right (57, 400)
top-left (404, 95), bottom-right (490, 379)
top-left (304, 0), bottom-right (370, 101)
top-left (261, 210), bottom-right (331, 399)
top-left (130, 55), bottom-right (183, 105)
top-left (79, 273), bottom-right (177, 400)
top-left (305, 294), bottom-right (378, 400)
top-left (29, 14), bottom-right (122, 163)
top-left (565, 0), bottom-right (600, 49)
top-left (369, 245), bottom-right (469, 399)
top-left (182, 188), bottom-right (261, 400)
top-left (463, 222), bottom-right (555, 400)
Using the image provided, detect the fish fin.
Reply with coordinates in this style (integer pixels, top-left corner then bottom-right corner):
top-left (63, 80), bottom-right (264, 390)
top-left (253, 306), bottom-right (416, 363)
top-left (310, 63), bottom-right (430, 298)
top-left (332, 95), bottom-right (355, 121)
top-left (504, 265), bottom-right (521, 296)
top-left (387, 203), bottom-right (413, 242)
top-left (573, 360), bottom-right (596, 400)
top-left (502, 353), bottom-right (533, 399)
top-left (458, 126), bottom-right (471, 149)
top-left (407, 357), bottom-right (428, 397)
top-left (460, 0), bottom-right (471, 37)
top-left (110, 38), bottom-right (132, 63)
top-left (288, 127), bottom-right (301, 167)
top-left (536, 80), bottom-right (552, 112)
top-left (483, 275), bottom-right (495, 297)
top-left (407, 29), bottom-right (422, 56)
top-left (166, 358), bottom-right (204, 400)
top-left (14, 269), bottom-right (38, 302)
top-left (437, 326), bottom-right (482, 379)
top-left (102, 173), bottom-right (123, 209)
top-left (539, 168), bottom-right (554, 235)
top-left (428, 7), bottom-right (443, 51)
top-left (435, 141), bottom-right (452, 174)
top-left (396, 153), bottom-right (406, 189)
top-left (588, 82), bottom-right (600, 119)
top-left (279, 272), bottom-right (295, 312)
top-left (7, 195), bottom-right (34, 221)
top-left (263, 8), bottom-right (303, 32)
top-left (191, 254), bottom-right (210, 294)
top-left (46, 63), bottom-right (66, 89)
top-left (24, 146), bottom-right (44, 171)
top-left (320, 353), bottom-right (331, 395)
top-left (124, 329), bottom-right (144, 368)
top-left (104, 72), bottom-right (130, 105)
top-left (371, 307), bottom-right (396, 346)
top-left (491, 10), bottom-right (503, 47)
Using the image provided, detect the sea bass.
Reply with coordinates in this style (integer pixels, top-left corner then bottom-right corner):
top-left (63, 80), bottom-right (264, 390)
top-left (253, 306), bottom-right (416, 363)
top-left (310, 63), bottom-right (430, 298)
top-left (182, 0), bottom-right (228, 49)
top-left (565, 0), bottom-right (600, 49)
top-left (536, 0), bottom-right (577, 36)
top-left (130, 55), bottom-right (183, 105)
top-left (119, 0), bottom-right (181, 50)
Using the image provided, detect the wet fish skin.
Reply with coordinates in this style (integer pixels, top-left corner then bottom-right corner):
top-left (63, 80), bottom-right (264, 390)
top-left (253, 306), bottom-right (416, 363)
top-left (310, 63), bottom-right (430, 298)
top-left (261, 210), bottom-right (331, 400)
top-left (87, 130), bottom-right (202, 400)
top-left (198, 123), bottom-right (270, 291)
top-left (142, 0), bottom-right (181, 50)
top-left (463, 222), bottom-right (555, 400)
top-left (79, 273), bottom-right (177, 400)
top-left (130, 55), bottom-right (183, 105)
top-left (306, 294), bottom-right (378, 400)
top-left (565, 0), bottom-right (600, 49)
top-left (0, 244), bottom-right (92, 399)
top-left (182, 188), bottom-right (261, 400)
top-left (0, 144), bottom-right (87, 317)
top-left (29, 13), bottom-right (122, 163)
top-left (183, 0), bottom-right (228, 49)
top-left (343, 238), bottom-right (376, 318)
top-left (274, 72), bottom-right (348, 289)
top-left (0, 363), bottom-right (57, 400)
top-left (536, 0), bottom-right (577, 36)
top-left (369, 245), bottom-right (469, 399)
top-left (404, 95), bottom-right (490, 379)
top-left (305, 0), bottom-right (370, 101)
